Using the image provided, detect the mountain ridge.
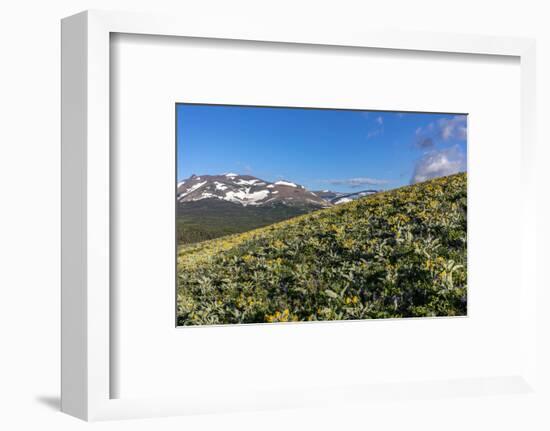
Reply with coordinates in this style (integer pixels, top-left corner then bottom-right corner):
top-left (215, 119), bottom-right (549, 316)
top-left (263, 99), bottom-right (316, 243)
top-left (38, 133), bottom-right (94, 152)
top-left (177, 173), bottom-right (380, 208)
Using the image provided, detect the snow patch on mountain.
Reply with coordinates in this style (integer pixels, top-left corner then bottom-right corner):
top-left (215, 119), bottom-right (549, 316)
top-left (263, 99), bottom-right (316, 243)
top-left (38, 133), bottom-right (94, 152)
top-left (179, 181), bottom-right (207, 198)
top-left (196, 192), bottom-right (215, 200)
top-left (275, 180), bottom-right (297, 187)
top-left (334, 197), bottom-right (353, 204)
top-left (235, 179), bottom-right (259, 186)
top-left (225, 189), bottom-right (270, 205)
top-left (332, 190), bottom-right (378, 205)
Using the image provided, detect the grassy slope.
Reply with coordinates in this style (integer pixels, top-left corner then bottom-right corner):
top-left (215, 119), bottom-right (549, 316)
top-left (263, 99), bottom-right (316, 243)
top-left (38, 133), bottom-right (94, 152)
top-left (177, 173), bottom-right (467, 325)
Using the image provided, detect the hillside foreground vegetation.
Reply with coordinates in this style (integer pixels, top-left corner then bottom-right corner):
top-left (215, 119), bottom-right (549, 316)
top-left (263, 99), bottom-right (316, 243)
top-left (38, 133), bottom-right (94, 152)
top-left (177, 173), bottom-right (467, 325)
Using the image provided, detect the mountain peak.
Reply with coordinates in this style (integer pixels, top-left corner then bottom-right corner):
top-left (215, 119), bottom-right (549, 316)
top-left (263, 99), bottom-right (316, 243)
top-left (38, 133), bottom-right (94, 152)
top-left (177, 173), bottom-right (380, 208)
top-left (177, 173), bottom-right (329, 208)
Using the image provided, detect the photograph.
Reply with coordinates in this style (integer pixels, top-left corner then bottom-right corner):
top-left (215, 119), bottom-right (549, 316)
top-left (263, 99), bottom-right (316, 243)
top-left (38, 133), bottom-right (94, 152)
top-left (176, 103), bottom-right (467, 326)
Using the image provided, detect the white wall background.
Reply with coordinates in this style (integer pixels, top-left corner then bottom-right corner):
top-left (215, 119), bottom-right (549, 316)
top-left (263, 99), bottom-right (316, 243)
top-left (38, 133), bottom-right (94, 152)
top-left (0, 0), bottom-right (548, 430)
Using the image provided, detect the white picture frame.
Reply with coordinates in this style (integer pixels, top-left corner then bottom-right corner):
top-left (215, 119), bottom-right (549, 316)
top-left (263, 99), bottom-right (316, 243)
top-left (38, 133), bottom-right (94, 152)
top-left (61, 9), bottom-right (539, 421)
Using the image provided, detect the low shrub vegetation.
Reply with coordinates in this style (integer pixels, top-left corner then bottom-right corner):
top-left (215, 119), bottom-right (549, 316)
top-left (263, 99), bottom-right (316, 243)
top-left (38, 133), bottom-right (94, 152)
top-left (177, 173), bottom-right (467, 325)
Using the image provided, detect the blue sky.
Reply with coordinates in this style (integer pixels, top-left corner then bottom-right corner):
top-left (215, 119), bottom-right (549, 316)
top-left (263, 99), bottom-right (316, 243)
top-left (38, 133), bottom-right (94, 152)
top-left (176, 104), bottom-right (467, 193)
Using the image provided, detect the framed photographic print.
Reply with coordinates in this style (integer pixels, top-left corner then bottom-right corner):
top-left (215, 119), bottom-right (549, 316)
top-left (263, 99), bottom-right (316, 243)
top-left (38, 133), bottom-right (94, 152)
top-left (61, 10), bottom-right (540, 422)
top-left (175, 103), bottom-right (468, 326)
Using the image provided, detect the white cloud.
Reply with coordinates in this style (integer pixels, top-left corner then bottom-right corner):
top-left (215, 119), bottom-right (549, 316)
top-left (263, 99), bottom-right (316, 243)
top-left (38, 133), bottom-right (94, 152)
top-left (366, 115), bottom-right (384, 140)
top-left (438, 115), bottom-right (467, 141)
top-left (328, 177), bottom-right (390, 188)
top-left (410, 146), bottom-right (466, 184)
top-left (414, 115), bottom-right (467, 148)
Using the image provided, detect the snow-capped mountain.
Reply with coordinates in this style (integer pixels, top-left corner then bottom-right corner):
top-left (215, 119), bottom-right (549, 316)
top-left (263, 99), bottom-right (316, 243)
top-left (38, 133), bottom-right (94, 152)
top-left (310, 190), bottom-right (347, 202)
top-left (177, 173), bottom-right (331, 208)
top-left (329, 190), bottom-right (379, 205)
top-left (312, 189), bottom-right (379, 205)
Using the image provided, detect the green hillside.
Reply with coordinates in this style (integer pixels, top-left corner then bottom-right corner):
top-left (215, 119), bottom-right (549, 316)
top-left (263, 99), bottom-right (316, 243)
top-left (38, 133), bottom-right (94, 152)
top-left (177, 173), bottom-right (467, 325)
top-left (177, 200), bottom-right (315, 245)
